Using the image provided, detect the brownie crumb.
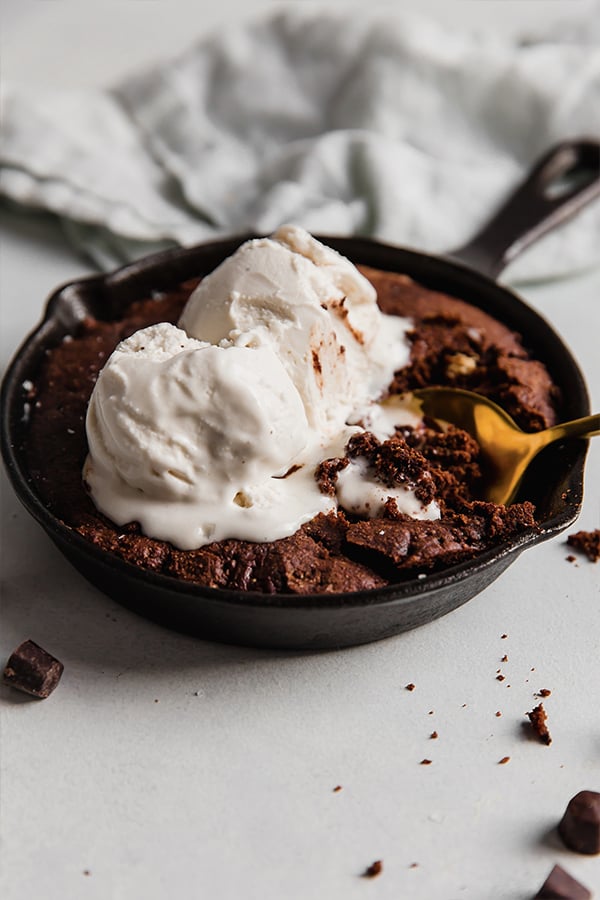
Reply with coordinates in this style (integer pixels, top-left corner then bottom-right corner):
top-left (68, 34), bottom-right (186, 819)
top-left (526, 703), bottom-right (552, 745)
top-left (501, 634), bottom-right (508, 639)
top-left (567, 529), bottom-right (600, 563)
top-left (333, 785), bottom-right (343, 793)
top-left (273, 463), bottom-right (303, 480)
top-left (363, 860), bottom-right (383, 878)
top-left (430, 731), bottom-right (439, 739)
top-left (566, 554), bottom-right (577, 563)
top-left (496, 674), bottom-right (506, 682)
top-left (405, 683), bottom-right (416, 691)
top-left (409, 862), bottom-right (419, 869)
top-left (537, 688), bottom-right (552, 698)
top-left (498, 756), bottom-right (511, 765)
top-left (495, 711), bottom-right (502, 717)
top-left (501, 654), bottom-right (508, 662)
top-left (420, 758), bottom-right (432, 765)
top-left (315, 456), bottom-right (348, 495)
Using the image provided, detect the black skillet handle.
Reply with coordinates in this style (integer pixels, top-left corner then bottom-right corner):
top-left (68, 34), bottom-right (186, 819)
top-left (449, 139), bottom-right (600, 279)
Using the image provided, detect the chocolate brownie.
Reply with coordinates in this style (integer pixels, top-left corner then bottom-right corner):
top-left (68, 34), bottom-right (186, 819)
top-left (567, 529), bottom-right (600, 563)
top-left (24, 268), bottom-right (556, 594)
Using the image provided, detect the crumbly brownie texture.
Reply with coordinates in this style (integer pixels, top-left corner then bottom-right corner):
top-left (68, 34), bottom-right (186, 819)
top-left (367, 267), bottom-right (559, 431)
top-left (24, 268), bottom-right (557, 595)
top-left (527, 703), bottom-right (552, 745)
top-left (567, 529), bottom-right (600, 563)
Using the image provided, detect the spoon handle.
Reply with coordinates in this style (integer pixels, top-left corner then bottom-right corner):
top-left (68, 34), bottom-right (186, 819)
top-left (542, 414), bottom-right (600, 445)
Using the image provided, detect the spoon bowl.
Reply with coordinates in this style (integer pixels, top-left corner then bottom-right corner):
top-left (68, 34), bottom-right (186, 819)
top-left (412, 387), bottom-right (600, 505)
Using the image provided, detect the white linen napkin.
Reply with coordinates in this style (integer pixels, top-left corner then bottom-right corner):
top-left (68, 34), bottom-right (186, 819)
top-left (1, 7), bottom-right (599, 280)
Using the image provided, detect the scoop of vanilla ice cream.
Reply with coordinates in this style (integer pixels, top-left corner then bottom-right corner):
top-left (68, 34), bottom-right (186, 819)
top-left (84, 323), bottom-right (337, 549)
top-left (179, 226), bottom-right (411, 440)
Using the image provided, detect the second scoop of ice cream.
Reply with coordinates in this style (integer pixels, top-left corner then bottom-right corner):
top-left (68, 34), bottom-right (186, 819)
top-left (179, 226), bottom-right (411, 439)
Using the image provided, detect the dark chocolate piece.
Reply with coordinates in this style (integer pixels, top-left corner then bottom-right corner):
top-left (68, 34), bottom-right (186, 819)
top-left (558, 790), bottom-right (600, 855)
top-left (534, 864), bottom-right (591, 899)
top-left (3, 639), bottom-right (64, 698)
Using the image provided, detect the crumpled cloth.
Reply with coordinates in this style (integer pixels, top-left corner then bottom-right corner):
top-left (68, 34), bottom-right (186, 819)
top-left (1, 7), bottom-right (599, 280)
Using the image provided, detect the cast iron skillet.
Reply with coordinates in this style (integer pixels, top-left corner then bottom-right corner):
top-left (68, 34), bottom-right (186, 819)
top-left (2, 140), bottom-right (599, 649)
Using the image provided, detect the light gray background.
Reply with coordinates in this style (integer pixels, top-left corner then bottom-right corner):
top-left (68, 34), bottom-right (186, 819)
top-left (1, 3), bottom-right (599, 899)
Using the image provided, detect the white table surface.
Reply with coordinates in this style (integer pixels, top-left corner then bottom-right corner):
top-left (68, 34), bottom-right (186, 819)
top-left (1, 3), bottom-right (599, 899)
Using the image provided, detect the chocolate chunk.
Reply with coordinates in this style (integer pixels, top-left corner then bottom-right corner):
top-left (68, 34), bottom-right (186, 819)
top-left (3, 640), bottom-right (64, 698)
top-left (533, 864), bottom-right (591, 899)
top-left (558, 790), bottom-right (600, 855)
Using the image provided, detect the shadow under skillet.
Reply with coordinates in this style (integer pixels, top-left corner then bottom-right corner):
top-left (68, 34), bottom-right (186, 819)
top-left (1, 470), bottom-right (313, 682)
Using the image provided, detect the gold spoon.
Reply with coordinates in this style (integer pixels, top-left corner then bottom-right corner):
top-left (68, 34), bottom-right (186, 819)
top-left (411, 386), bottom-right (600, 505)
